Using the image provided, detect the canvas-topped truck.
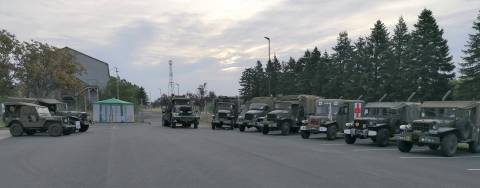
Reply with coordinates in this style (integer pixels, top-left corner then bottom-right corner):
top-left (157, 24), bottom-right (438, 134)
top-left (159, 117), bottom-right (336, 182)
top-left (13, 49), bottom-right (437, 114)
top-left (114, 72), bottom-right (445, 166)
top-left (397, 101), bottom-right (480, 156)
top-left (211, 96), bottom-right (240, 130)
top-left (239, 97), bottom-right (275, 132)
top-left (300, 99), bottom-right (364, 140)
top-left (2, 102), bottom-right (76, 137)
top-left (162, 96), bottom-right (200, 129)
top-left (343, 102), bottom-right (420, 146)
top-left (263, 95), bottom-right (320, 136)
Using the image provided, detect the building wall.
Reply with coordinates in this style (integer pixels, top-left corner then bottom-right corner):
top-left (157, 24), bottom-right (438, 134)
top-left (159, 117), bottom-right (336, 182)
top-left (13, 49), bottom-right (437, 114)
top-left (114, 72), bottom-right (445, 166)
top-left (66, 47), bottom-right (110, 90)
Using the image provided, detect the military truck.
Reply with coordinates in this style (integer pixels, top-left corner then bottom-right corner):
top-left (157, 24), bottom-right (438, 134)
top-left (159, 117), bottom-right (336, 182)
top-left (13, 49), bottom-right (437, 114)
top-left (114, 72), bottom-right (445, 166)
top-left (263, 95), bottom-right (319, 136)
top-left (300, 99), bottom-right (364, 140)
top-left (397, 101), bottom-right (480, 156)
top-left (2, 102), bottom-right (76, 137)
top-left (162, 96), bottom-right (199, 129)
top-left (344, 102), bottom-right (420, 146)
top-left (239, 97), bottom-right (275, 132)
top-left (211, 96), bottom-right (240, 130)
top-left (7, 97), bottom-right (91, 132)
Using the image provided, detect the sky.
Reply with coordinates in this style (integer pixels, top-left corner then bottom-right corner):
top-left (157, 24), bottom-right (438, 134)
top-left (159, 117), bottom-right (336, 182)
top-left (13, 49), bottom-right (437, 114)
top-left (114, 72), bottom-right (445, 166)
top-left (1, 0), bottom-right (479, 101)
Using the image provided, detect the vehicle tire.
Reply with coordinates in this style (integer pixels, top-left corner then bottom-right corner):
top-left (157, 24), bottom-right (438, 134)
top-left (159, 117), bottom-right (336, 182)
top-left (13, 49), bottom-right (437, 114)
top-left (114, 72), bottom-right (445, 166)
top-left (9, 122), bottom-right (24, 137)
top-left (230, 120), bottom-right (235, 130)
top-left (375, 128), bottom-right (390, 147)
top-left (344, 134), bottom-right (356, 144)
top-left (397, 140), bottom-right (413, 153)
top-left (79, 124), bottom-right (89, 132)
top-left (280, 122), bottom-right (290, 136)
top-left (194, 122), bottom-right (198, 129)
top-left (239, 124), bottom-right (246, 132)
top-left (262, 125), bottom-right (269, 135)
top-left (428, 145), bottom-right (439, 151)
top-left (48, 124), bottom-right (63, 137)
top-left (25, 129), bottom-right (36, 136)
top-left (171, 122), bottom-right (176, 129)
top-left (441, 133), bottom-right (457, 157)
top-left (326, 126), bottom-right (337, 140)
top-left (469, 141), bottom-right (480, 153)
top-left (301, 130), bottom-right (310, 139)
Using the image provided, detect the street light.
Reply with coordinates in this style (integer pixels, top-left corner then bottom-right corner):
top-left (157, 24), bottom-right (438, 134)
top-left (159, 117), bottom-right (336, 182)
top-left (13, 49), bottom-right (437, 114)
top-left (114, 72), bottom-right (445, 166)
top-left (264, 36), bottom-right (271, 96)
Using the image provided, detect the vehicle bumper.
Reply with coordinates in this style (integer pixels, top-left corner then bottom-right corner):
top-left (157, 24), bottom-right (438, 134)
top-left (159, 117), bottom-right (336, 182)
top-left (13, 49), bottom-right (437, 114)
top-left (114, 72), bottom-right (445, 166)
top-left (264, 121), bottom-right (279, 130)
top-left (343, 128), bottom-right (377, 137)
top-left (174, 116), bottom-right (199, 124)
top-left (300, 125), bottom-right (328, 133)
top-left (213, 118), bottom-right (234, 125)
top-left (397, 132), bottom-right (440, 144)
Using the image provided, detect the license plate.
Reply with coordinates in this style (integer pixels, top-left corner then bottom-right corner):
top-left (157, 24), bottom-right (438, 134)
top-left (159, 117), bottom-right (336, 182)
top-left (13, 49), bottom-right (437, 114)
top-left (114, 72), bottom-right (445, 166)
top-left (75, 121), bottom-right (81, 129)
top-left (319, 127), bottom-right (327, 132)
top-left (368, 130), bottom-right (377, 136)
top-left (344, 129), bottom-right (351, 134)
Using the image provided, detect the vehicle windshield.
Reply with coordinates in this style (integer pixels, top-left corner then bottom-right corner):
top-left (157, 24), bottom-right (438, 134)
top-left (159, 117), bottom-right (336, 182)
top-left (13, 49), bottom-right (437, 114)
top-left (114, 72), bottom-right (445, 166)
top-left (274, 102), bottom-right (291, 110)
top-left (36, 107), bottom-right (52, 117)
top-left (174, 99), bottom-right (190, 106)
top-left (364, 107), bottom-right (390, 117)
top-left (217, 102), bottom-right (233, 110)
top-left (421, 107), bottom-right (456, 119)
top-left (56, 103), bottom-right (67, 111)
top-left (316, 102), bottom-right (340, 116)
top-left (249, 103), bottom-right (266, 110)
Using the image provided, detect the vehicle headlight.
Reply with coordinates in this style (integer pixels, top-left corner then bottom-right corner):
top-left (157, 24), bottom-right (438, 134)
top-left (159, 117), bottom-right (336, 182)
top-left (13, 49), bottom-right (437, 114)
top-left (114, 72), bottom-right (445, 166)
top-left (301, 120), bottom-right (308, 124)
top-left (63, 118), bottom-right (68, 124)
top-left (432, 124), bottom-right (438, 130)
top-left (345, 122), bottom-right (353, 127)
top-left (400, 124), bottom-right (412, 130)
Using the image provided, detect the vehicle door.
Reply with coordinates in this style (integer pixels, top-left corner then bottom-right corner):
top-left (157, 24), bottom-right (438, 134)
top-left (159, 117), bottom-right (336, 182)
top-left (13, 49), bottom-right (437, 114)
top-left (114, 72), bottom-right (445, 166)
top-left (336, 103), bottom-right (350, 131)
top-left (20, 106), bottom-right (41, 127)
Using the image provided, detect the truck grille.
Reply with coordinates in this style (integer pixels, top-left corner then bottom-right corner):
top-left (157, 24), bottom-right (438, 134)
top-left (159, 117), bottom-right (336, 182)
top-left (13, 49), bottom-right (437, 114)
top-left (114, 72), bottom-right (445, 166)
top-left (267, 114), bottom-right (276, 121)
top-left (245, 114), bottom-right (254, 120)
top-left (353, 120), bottom-right (368, 129)
top-left (412, 123), bottom-right (431, 132)
top-left (218, 113), bottom-right (228, 118)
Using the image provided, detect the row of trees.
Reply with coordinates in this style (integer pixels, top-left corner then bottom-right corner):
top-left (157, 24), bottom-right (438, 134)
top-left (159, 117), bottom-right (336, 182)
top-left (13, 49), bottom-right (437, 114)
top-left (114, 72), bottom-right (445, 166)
top-left (0, 30), bottom-right (82, 99)
top-left (101, 77), bottom-right (149, 106)
top-left (239, 9), bottom-right (480, 102)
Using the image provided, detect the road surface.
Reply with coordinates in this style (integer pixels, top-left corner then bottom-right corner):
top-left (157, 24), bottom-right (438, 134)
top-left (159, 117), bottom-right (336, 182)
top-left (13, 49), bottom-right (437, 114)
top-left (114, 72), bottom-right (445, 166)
top-left (0, 112), bottom-right (478, 188)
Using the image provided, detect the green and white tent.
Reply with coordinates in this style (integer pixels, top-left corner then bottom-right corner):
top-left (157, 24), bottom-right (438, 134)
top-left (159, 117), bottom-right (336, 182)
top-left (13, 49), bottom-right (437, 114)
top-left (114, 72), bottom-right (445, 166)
top-left (93, 98), bottom-right (135, 123)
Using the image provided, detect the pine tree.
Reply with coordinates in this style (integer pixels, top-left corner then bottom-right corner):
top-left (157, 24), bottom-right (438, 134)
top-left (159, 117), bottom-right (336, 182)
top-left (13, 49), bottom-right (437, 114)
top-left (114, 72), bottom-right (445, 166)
top-left (458, 11), bottom-right (480, 100)
top-left (279, 57), bottom-right (297, 95)
top-left (366, 20), bottom-right (393, 101)
top-left (330, 32), bottom-right (354, 98)
top-left (253, 61), bottom-right (266, 97)
top-left (390, 17), bottom-right (412, 100)
top-left (352, 37), bottom-right (369, 99)
top-left (409, 9), bottom-right (455, 101)
top-left (266, 56), bottom-right (282, 96)
top-left (239, 68), bottom-right (255, 99)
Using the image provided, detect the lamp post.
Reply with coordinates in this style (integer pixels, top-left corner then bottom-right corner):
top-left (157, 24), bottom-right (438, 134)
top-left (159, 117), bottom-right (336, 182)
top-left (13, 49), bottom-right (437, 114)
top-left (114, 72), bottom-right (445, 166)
top-left (264, 36), bottom-right (271, 96)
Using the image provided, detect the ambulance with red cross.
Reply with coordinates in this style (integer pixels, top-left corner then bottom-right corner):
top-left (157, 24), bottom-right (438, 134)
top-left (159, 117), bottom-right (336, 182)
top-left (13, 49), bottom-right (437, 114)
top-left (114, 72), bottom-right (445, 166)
top-left (300, 99), bottom-right (365, 140)
top-left (344, 102), bottom-right (420, 147)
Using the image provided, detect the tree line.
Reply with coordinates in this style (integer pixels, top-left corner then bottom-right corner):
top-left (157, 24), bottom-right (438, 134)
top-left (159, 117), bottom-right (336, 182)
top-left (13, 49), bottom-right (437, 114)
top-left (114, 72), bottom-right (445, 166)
top-left (239, 9), bottom-right (480, 102)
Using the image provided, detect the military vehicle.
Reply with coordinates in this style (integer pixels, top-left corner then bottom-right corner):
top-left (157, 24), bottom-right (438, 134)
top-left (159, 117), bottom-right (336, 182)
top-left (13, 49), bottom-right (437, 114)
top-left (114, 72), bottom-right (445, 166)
top-left (397, 101), bottom-right (480, 156)
top-left (344, 102), bottom-right (420, 146)
top-left (300, 99), bottom-right (364, 140)
top-left (211, 96), bottom-right (240, 130)
top-left (162, 96), bottom-right (199, 129)
top-left (263, 95), bottom-right (319, 136)
top-left (7, 97), bottom-right (91, 132)
top-left (2, 102), bottom-right (76, 137)
top-left (239, 97), bottom-right (275, 132)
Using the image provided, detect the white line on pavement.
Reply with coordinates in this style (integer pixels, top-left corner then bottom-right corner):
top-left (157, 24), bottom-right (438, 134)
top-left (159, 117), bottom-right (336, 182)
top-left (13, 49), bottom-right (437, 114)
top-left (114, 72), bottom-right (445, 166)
top-left (467, 169), bottom-right (480, 171)
top-left (400, 156), bottom-right (480, 159)
top-left (353, 148), bottom-right (398, 151)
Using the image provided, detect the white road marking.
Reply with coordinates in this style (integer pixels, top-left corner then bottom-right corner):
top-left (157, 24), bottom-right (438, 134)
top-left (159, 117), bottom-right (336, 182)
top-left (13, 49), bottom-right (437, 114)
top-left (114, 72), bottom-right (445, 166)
top-left (467, 169), bottom-right (480, 171)
top-left (400, 156), bottom-right (480, 159)
top-left (353, 148), bottom-right (398, 151)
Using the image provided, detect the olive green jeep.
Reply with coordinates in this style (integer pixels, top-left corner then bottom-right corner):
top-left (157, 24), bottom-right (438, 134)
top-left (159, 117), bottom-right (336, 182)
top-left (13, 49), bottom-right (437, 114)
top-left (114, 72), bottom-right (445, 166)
top-left (397, 101), bottom-right (480, 156)
top-left (2, 102), bottom-right (76, 137)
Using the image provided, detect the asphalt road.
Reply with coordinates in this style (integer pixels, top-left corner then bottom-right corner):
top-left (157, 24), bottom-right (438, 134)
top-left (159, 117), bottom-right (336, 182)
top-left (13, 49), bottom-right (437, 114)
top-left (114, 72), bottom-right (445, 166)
top-left (0, 114), bottom-right (479, 188)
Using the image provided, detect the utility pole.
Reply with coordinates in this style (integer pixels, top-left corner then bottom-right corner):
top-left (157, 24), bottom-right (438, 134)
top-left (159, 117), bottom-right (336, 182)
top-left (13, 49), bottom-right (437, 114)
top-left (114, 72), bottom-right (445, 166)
top-left (264, 36), bottom-right (271, 96)
top-left (114, 66), bottom-right (120, 99)
top-left (168, 60), bottom-right (175, 96)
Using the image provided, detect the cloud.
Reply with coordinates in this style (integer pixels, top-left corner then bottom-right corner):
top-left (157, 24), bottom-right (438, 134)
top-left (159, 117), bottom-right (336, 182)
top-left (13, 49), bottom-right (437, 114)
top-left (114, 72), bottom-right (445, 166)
top-left (1, 0), bottom-right (479, 100)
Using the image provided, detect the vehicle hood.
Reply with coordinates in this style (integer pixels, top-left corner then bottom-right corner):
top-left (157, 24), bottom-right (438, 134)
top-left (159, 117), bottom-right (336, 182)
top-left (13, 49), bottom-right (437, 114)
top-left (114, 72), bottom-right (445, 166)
top-left (308, 116), bottom-right (334, 125)
top-left (269, 110), bottom-right (289, 115)
top-left (217, 110), bottom-right (231, 114)
top-left (413, 119), bottom-right (454, 125)
top-left (246, 110), bottom-right (263, 114)
top-left (355, 117), bottom-right (388, 122)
